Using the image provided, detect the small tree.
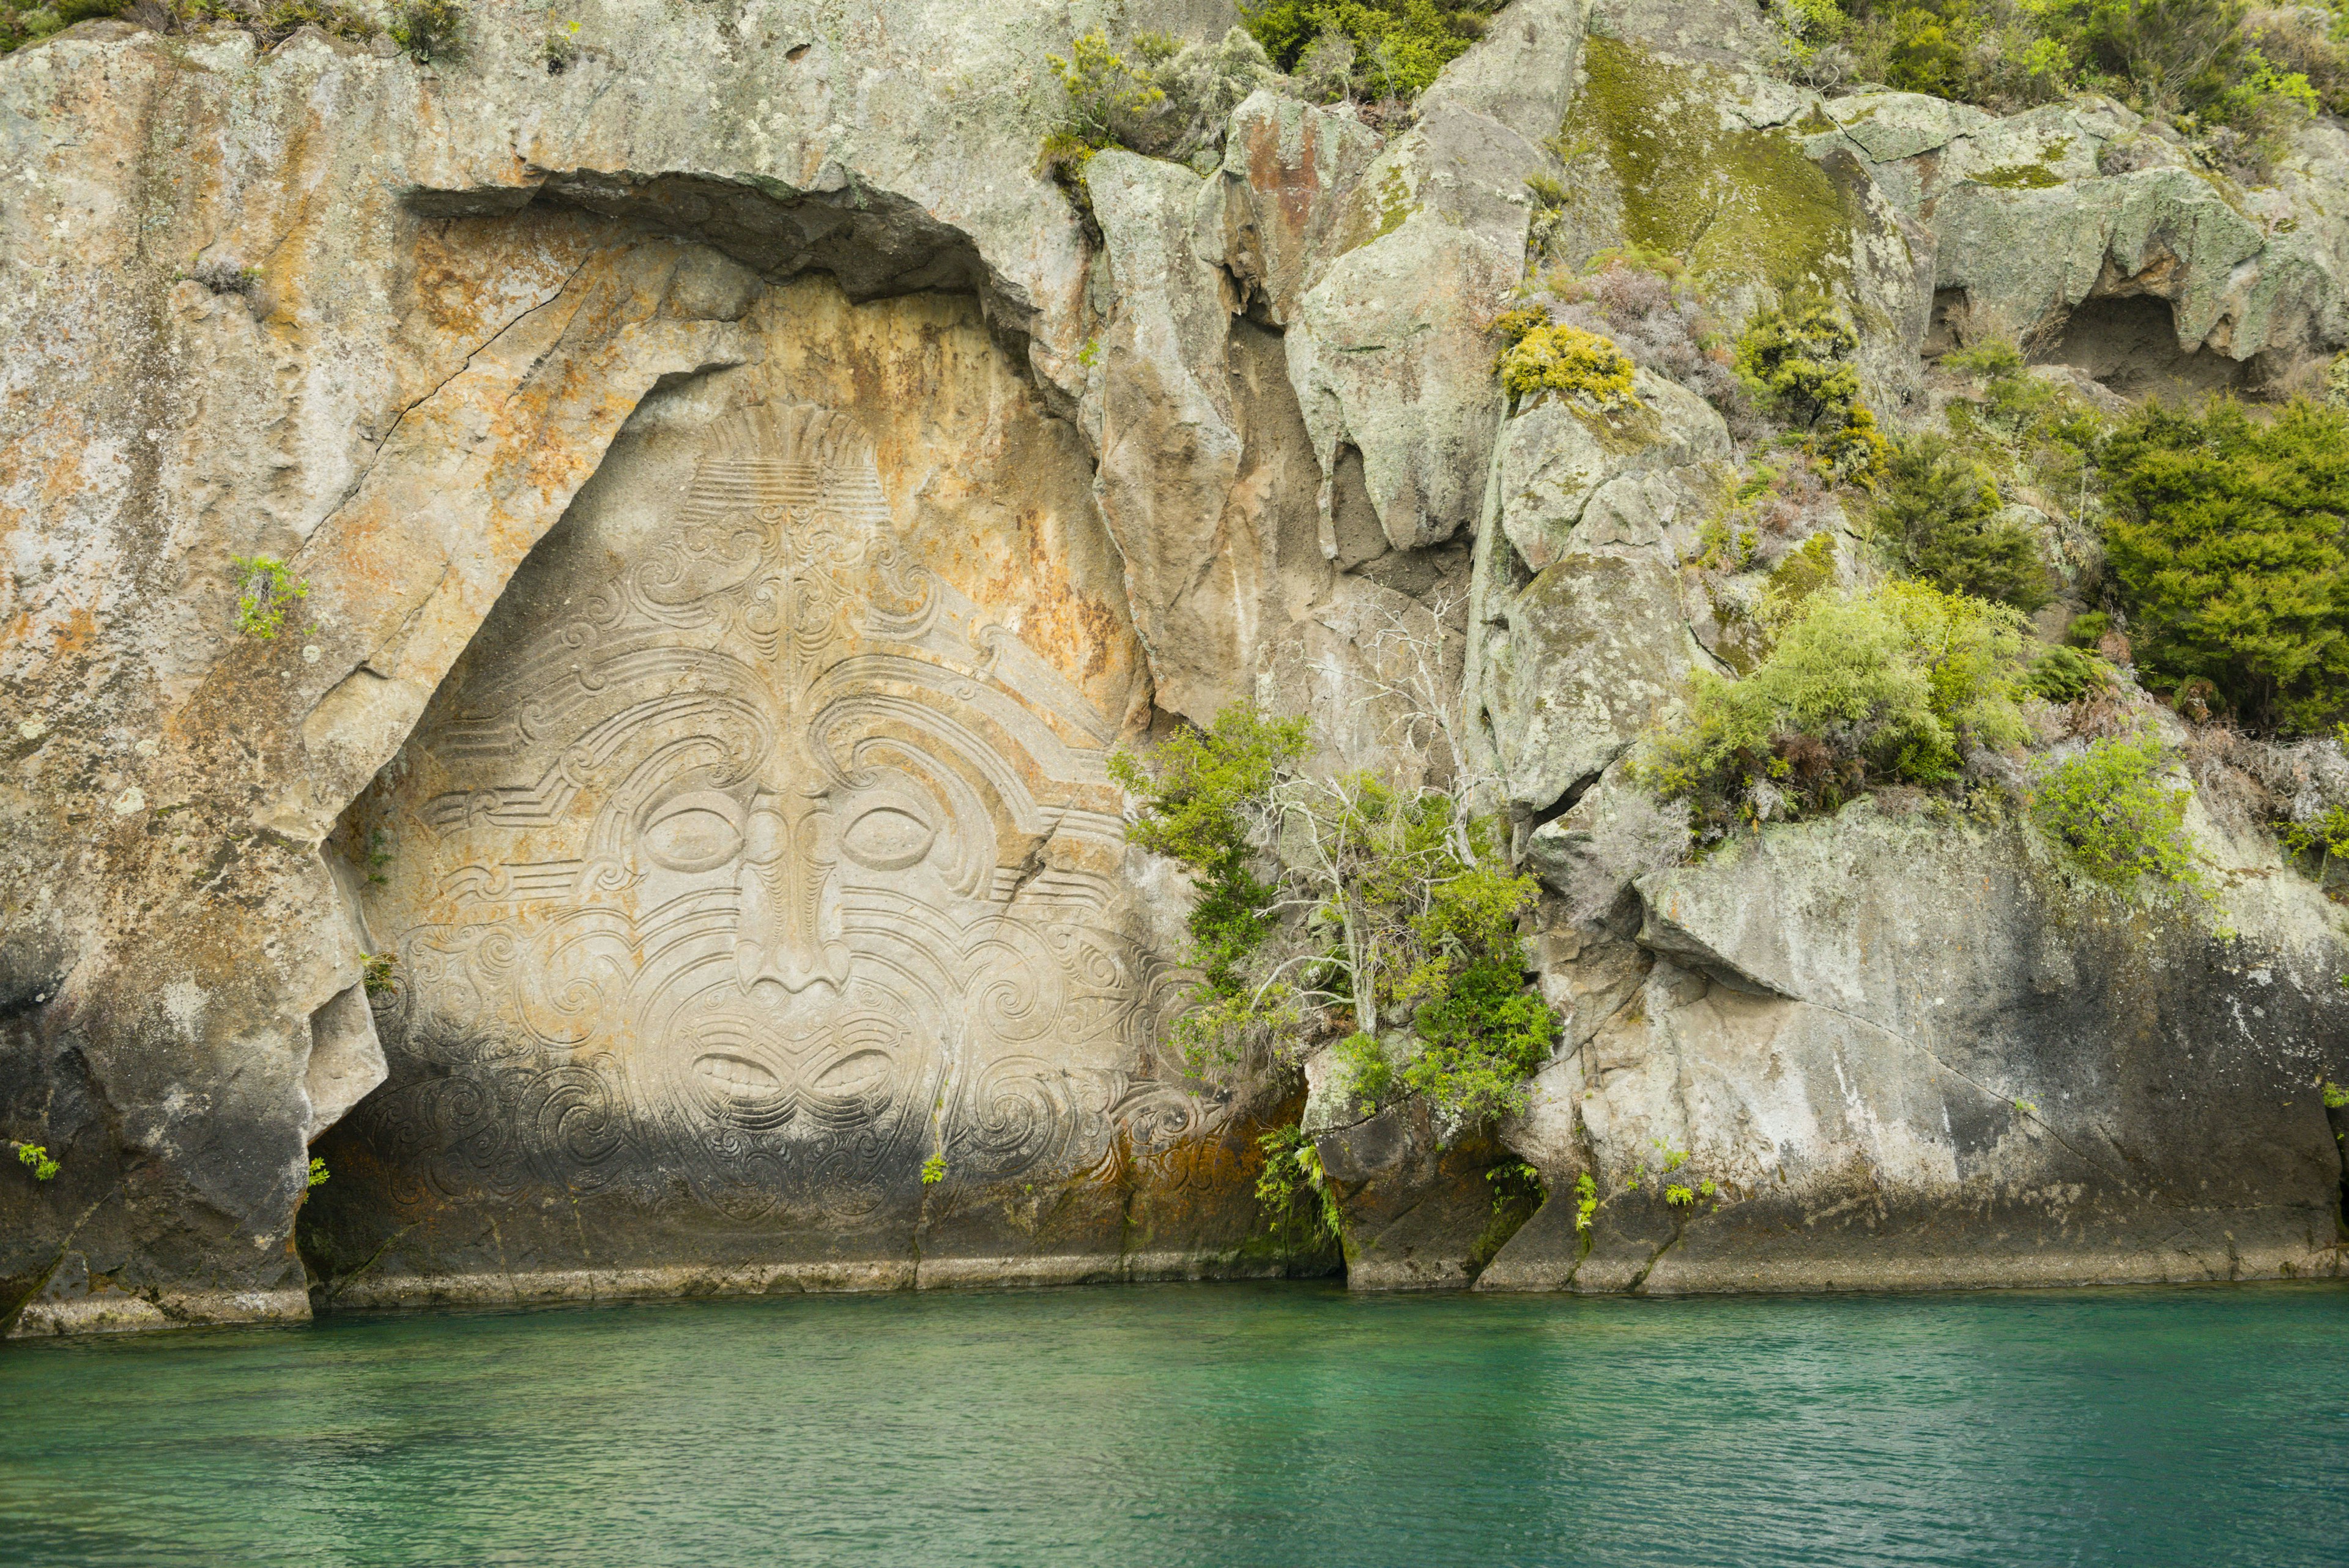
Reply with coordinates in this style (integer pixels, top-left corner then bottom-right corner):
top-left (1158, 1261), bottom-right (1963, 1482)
top-left (1114, 704), bottom-right (1553, 1128)
top-left (1735, 299), bottom-right (1888, 485)
top-left (2101, 397), bottom-right (2349, 734)
top-left (1877, 432), bottom-right (2053, 612)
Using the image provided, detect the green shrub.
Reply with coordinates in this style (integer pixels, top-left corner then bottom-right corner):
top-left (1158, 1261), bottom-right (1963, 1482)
top-left (1255, 1123), bottom-right (1341, 1241)
top-left (2021, 644), bottom-right (2113, 704)
top-left (1496, 322), bottom-right (1640, 407)
top-left (231, 555), bottom-right (308, 641)
top-left (2099, 397), bottom-right (2349, 734)
top-left (1109, 704), bottom-right (1306, 1010)
top-left (1048, 30), bottom-right (1167, 147)
top-left (1395, 858), bottom-right (1555, 1124)
top-left (2063, 610), bottom-right (2112, 649)
top-left (1243, 0), bottom-right (1503, 100)
top-left (1638, 581), bottom-right (2031, 842)
top-left (2029, 733), bottom-right (2203, 891)
top-left (1117, 704), bottom-right (1554, 1129)
top-left (13, 1142), bottom-right (58, 1181)
top-left (2, 0), bottom-right (124, 53)
top-left (1039, 27), bottom-right (1280, 216)
top-left (1789, 0), bottom-right (2337, 140)
top-left (1332, 1030), bottom-right (1394, 1115)
top-left (1876, 433), bottom-right (2052, 611)
top-left (390, 0), bottom-right (462, 62)
top-left (1735, 300), bottom-right (1887, 485)
top-left (1939, 336), bottom-right (2108, 527)
top-left (306, 1156), bottom-right (329, 1187)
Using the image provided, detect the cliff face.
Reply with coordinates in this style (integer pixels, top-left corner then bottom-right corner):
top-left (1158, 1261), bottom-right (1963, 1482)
top-left (2, 0), bottom-right (2344, 1334)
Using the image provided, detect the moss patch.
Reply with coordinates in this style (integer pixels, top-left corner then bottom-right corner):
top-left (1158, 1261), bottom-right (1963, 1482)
top-left (1565, 37), bottom-right (1860, 297)
top-left (1970, 141), bottom-right (2071, 190)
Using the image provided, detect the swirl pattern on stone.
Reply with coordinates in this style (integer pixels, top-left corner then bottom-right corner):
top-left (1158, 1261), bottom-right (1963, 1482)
top-left (352, 401), bottom-right (1205, 1220)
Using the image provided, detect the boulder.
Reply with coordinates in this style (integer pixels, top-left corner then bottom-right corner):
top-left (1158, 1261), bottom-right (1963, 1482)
top-left (1480, 797), bottom-right (2349, 1292)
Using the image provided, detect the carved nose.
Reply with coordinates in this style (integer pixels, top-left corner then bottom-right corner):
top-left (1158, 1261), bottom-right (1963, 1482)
top-left (733, 801), bottom-right (850, 998)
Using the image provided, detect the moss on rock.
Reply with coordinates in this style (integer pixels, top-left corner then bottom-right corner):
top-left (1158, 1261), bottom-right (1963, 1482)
top-left (1564, 37), bottom-right (1862, 298)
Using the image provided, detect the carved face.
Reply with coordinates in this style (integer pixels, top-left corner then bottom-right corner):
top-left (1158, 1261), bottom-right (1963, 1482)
top-left (363, 403), bottom-right (1179, 1216)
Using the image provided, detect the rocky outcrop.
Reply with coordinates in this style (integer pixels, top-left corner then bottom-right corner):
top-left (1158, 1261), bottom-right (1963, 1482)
top-left (1482, 797), bottom-right (2349, 1292)
top-left (0, 1), bottom-right (1567, 1332)
top-left (1806, 91), bottom-right (2349, 394)
top-left (4, 0), bottom-right (2347, 1332)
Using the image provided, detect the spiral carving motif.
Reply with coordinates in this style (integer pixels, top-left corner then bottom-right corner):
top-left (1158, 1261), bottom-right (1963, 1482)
top-left (348, 398), bottom-right (1211, 1232)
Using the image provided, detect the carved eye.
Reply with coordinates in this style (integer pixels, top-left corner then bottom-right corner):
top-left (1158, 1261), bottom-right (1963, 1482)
top-left (642, 793), bottom-right (744, 873)
top-left (841, 806), bottom-right (935, 871)
top-left (813, 1049), bottom-right (893, 1099)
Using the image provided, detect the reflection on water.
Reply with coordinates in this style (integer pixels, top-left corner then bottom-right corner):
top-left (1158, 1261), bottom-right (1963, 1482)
top-left (2, 1281), bottom-right (2344, 1567)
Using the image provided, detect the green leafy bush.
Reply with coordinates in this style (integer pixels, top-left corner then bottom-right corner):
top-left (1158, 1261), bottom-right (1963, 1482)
top-left (13, 1141), bottom-right (59, 1181)
top-left (1876, 432), bottom-right (2052, 611)
top-left (1637, 581), bottom-right (2031, 842)
top-left (231, 555), bottom-right (309, 641)
top-left (1048, 31), bottom-right (1168, 148)
top-left (1495, 321), bottom-right (1641, 407)
top-left (1243, 0), bottom-right (1504, 101)
top-left (1116, 704), bottom-right (1554, 1128)
top-left (1735, 300), bottom-right (1887, 485)
top-left (1940, 338), bottom-right (2108, 527)
top-left (2099, 397), bottom-right (2349, 734)
top-left (390, 0), bottom-right (462, 61)
top-left (3, 0), bottom-right (379, 53)
top-left (1255, 1123), bottom-right (1342, 1241)
top-left (1398, 869), bottom-right (1557, 1124)
top-left (2029, 733), bottom-right (2204, 891)
top-left (1109, 704), bottom-right (1305, 1011)
top-left (1775, 0), bottom-right (2342, 151)
top-left (2021, 644), bottom-right (2113, 704)
top-left (1332, 1030), bottom-right (1395, 1114)
top-left (1039, 28), bottom-right (1281, 220)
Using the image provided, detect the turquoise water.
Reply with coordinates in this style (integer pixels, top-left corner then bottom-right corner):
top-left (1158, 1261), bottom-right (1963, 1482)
top-left (2, 1282), bottom-right (2345, 1567)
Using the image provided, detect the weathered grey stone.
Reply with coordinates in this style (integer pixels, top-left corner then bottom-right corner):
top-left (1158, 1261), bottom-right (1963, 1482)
top-left (1278, 5), bottom-right (1586, 555)
top-left (1489, 548), bottom-right (1701, 814)
top-left (1816, 89), bottom-right (2349, 382)
top-left (1288, 211), bottom-right (1521, 554)
top-left (1315, 1100), bottom-right (1535, 1290)
top-left (1204, 89), bottom-right (1386, 326)
top-left (1496, 370), bottom-right (1731, 574)
top-left (1482, 798), bottom-right (2349, 1293)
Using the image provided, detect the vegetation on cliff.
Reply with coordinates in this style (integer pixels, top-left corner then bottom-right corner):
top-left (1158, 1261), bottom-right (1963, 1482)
top-left (2029, 733), bottom-right (2205, 893)
top-left (0, 0), bottom-right (458, 58)
top-left (1874, 432), bottom-right (2052, 611)
top-left (1113, 705), bottom-right (1554, 1130)
top-left (1636, 582), bottom-right (2032, 841)
top-left (1243, 0), bottom-right (1506, 101)
top-left (1768, 0), bottom-right (2348, 171)
top-left (2099, 397), bottom-right (2349, 735)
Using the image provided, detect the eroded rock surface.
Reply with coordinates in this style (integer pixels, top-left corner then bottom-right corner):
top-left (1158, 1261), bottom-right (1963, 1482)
top-left (4, 0), bottom-right (2347, 1331)
top-left (1482, 800), bottom-right (2349, 1293)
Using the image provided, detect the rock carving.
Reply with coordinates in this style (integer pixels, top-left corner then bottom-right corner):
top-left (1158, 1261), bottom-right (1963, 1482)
top-left (355, 403), bottom-right (1206, 1221)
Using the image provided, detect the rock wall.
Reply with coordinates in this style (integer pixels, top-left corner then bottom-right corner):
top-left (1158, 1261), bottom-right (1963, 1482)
top-left (3, 0), bottom-right (2345, 1333)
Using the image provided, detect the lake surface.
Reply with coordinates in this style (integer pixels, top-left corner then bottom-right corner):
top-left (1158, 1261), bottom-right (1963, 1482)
top-left (2, 1280), bottom-right (2344, 1567)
